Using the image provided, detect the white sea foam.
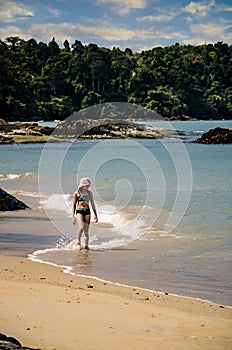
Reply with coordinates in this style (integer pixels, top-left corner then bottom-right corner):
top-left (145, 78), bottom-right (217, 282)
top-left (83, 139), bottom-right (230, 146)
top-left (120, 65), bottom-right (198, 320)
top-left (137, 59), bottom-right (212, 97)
top-left (37, 194), bottom-right (146, 251)
top-left (40, 194), bottom-right (132, 227)
top-left (0, 172), bottom-right (35, 180)
top-left (30, 199), bottom-right (145, 259)
top-left (39, 193), bottom-right (73, 213)
top-left (97, 205), bottom-right (127, 227)
top-left (14, 190), bottom-right (43, 198)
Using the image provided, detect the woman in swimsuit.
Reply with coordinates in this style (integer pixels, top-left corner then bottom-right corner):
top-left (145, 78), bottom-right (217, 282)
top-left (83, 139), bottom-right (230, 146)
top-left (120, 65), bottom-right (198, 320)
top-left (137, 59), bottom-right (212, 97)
top-left (72, 178), bottom-right (98, 250)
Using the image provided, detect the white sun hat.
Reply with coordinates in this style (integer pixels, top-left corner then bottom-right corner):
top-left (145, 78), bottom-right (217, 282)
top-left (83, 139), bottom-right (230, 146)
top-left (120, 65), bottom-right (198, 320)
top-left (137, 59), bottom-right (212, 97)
top-left (78, 178), bottom-right (91, 188)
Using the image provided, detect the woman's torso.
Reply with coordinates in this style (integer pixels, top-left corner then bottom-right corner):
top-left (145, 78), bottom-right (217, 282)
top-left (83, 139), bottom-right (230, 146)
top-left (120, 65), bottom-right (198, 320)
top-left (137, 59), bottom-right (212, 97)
top-left (77, 190), bottom-right (90, 209)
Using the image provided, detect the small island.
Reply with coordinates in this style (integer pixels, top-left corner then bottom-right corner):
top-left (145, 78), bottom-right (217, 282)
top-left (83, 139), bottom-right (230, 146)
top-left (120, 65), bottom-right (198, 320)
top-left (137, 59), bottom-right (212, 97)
top-left (193, 127), bottom-right (232, 144)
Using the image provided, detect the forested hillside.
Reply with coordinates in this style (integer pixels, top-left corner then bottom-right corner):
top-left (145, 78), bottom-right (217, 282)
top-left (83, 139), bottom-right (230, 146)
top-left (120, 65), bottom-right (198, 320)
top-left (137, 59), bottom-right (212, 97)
top-left (0, 37), bottom-right (231, 121)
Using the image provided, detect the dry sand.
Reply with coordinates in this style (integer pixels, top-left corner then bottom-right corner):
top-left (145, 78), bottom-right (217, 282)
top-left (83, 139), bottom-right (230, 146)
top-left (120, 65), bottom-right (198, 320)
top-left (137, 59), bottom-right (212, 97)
top-left (0, 255), bottom-right (231, 350)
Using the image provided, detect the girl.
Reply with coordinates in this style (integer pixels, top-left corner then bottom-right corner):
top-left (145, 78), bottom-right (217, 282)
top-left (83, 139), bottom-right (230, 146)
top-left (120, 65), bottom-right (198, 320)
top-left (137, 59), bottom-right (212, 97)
top-left (72, 178), bottom-right (98, 250)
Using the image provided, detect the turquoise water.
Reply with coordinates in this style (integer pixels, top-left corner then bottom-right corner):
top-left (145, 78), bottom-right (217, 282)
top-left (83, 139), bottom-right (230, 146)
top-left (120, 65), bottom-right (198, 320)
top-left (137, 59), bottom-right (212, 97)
top-left (1, 120), bottom-right (232, 305)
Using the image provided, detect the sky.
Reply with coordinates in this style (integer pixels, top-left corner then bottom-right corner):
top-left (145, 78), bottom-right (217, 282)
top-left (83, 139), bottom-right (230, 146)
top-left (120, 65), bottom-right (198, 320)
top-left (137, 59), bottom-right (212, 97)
top-left (0, 0), bottom-right (231, 52)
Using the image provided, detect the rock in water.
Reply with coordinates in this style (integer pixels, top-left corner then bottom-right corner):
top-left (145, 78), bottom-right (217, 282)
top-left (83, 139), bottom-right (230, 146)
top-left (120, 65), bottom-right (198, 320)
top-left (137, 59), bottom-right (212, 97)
top-left (193, 127), bottom-right (232, 144)
top-left (0, 118), bottom-right (8, 125)
top-left (54, 119), bottom-right (181, 139)
top-left (0, 188), bottom-right (30, 211)
top-left (0, 122), bottom-right (54, 144)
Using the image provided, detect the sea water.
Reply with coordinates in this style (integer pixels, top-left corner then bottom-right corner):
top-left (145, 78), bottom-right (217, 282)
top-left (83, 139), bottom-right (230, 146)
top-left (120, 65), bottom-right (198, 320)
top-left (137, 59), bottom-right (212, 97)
top-left (0, 120), bottom-right (232, 305)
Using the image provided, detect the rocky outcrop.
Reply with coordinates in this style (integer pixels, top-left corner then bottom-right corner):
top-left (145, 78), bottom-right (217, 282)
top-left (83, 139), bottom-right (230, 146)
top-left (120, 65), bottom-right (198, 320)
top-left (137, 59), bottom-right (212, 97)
top-left (54, 119), bottom-right (182, 139)
top-left (0, 135), bottom-right (14, 144)
top-left (54, 118), bottom-right (118, 138)
top-left (0, 188), bottom-right (30, 211)
top-left (0, 119), bottom-right (184, 143)
top-left (80, 121), bottom-right (182, 139)
top-left (0, 332), bottom-right (40, 349)
top-left (193, 127), bottom-right (232, 144)
top-left (0, 118), bottom-right (8, 125)
top-left (0, 123), bottom-right (54, 144)
top-left (169, 115), bottom-right (197, 121)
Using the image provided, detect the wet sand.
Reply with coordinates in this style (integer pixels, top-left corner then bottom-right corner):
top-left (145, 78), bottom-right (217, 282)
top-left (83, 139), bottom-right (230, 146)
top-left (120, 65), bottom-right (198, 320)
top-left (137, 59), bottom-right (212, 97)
top-left (0, 255), bottom-right (231, 350)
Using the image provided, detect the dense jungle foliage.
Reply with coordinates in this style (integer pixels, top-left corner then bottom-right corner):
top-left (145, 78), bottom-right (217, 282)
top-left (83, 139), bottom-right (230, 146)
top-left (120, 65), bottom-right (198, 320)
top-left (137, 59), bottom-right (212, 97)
top-left (0, 37), bottom-right (231, 121)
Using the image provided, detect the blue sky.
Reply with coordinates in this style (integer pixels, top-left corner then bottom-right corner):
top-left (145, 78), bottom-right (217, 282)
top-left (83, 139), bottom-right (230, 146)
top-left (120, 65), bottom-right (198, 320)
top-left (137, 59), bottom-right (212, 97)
top-left (0, 0), bottom-right (231, 51)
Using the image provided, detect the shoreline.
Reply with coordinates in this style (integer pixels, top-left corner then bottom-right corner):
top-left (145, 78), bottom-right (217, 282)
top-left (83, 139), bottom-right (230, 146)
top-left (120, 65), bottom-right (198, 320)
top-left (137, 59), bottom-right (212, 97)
top-left (1, 255), bottom-right (232, 350)
top-left (1, 192), bottom-right (232, 308)
top-left (29, 252), bottom-right (231, 309)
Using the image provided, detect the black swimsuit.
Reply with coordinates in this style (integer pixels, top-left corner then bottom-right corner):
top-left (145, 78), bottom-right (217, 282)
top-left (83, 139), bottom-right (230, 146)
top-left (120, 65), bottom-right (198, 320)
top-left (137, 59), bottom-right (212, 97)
top-left (76, 191), bottom-right (91, 216)
top-left (76, 207), bottom-right (91, 216)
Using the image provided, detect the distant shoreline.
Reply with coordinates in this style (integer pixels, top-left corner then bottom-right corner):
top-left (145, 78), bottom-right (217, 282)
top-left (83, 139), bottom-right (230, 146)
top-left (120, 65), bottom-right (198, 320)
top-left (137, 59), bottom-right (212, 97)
top-left (3, 115), bottom-right (230, 123)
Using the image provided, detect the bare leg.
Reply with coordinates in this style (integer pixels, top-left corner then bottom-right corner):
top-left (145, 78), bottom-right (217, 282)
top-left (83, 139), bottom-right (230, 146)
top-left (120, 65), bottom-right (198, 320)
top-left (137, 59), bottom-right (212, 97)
top-left (83, 214), bottom-right (91, 249)
top-left (76, 214), bottom-right (84, 249)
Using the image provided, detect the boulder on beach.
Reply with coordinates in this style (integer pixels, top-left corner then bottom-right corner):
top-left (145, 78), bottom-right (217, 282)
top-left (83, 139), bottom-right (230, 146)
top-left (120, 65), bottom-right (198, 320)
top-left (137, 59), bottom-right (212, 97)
top-left (0, 332), bottom-right (40, 349)
top-left (0, 188), bottom-right (30, 211)
top-left (193, 127), bottom-right (232, 144)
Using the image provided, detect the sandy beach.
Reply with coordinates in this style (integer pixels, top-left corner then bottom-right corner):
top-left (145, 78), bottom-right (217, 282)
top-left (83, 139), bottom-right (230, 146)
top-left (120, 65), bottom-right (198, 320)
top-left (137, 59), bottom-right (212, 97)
top-left (0, 255), bottom-right (231, 350)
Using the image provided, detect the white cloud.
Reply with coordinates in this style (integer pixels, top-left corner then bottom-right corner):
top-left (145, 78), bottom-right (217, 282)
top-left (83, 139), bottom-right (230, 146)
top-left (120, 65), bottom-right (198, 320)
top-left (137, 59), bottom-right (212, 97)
top-left (47, 8), bottom-right (60, 17)
top-left (96, 0), bottom-right (148, 15)
top-left (0, 21), bottom-right (186, 48)
top-left (214, 4), bottom-right (232, 12)
top-left (190, 21), bottom-right (232, 42)
top-left (0, 0), bottom-right (34, 23)
top-left (0, 22), bottom-right (135, 44)
top-left (185, 16), bottom-right (194, 23)
top-left (182, 0), bottom-right (216, 17)
top-left (137, 14), bottom-right (175, 22)
top-left (135, 43), bottom-right (164, 51)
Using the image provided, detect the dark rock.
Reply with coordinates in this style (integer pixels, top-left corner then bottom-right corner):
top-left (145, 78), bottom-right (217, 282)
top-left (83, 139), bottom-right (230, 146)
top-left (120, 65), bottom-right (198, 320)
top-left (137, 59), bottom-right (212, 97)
top-left (193, 127), bottom-right (232, 144)
top-left (26, 124), bottom-right (54, 136)
top-left (54, 119), bottom-right (180, 139)
top-left (53, 118), bottom-right (114, 138)
top-left (169, 115), bottom-right (197, 121)
top-left (81, 121), bottom-right (182, 139)
top-left (0, 333), bottom-right (21, 346)
top-left (0, 119), bottom-right (8, 125)
top-left (0, 188), bottom-right (30, 211)
top-left (0, 123), bottom-right (54, 144)
top-left (0, 333), bottom-right (40, 349)
top-left (0, 135), bottom-right (14, 144)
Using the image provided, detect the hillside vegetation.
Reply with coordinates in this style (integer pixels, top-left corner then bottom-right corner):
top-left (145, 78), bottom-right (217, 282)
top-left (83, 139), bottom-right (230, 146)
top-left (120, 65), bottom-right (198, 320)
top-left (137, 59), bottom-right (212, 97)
top-left (0, 37), bottom-right (231, 121)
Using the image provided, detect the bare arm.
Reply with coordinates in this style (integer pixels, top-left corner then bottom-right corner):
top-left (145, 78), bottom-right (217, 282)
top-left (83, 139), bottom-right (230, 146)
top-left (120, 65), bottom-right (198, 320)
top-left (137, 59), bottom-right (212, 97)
top-left (72, 192), bottom-right (78, 224)
top-left (89, 191), bottom-right (98, 223)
